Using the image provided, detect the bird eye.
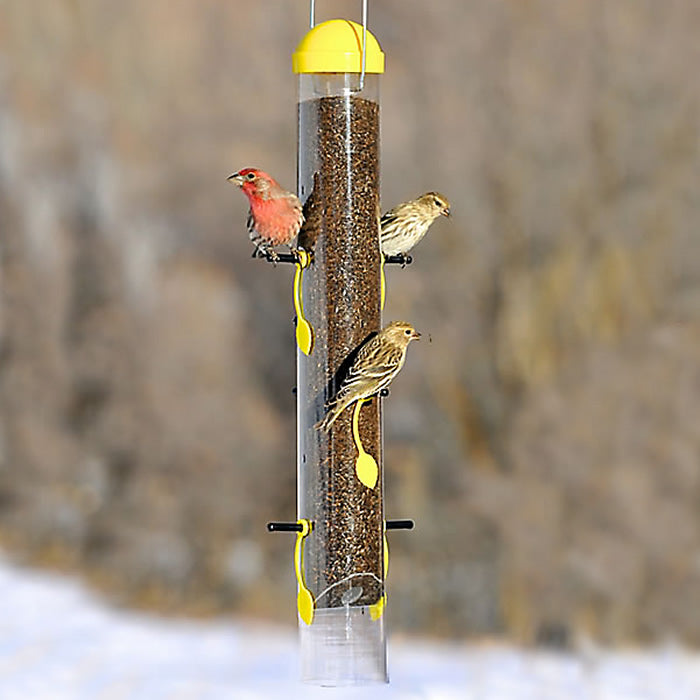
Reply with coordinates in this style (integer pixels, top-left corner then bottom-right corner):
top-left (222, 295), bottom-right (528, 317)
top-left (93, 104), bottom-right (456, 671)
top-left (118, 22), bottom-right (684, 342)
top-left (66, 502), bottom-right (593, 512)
top-left (433, 198), bottom-right (442, 207)
top-left (404, 329), bottom-right (412, 336)
top-left (246, 172), bottom-right (256, 180)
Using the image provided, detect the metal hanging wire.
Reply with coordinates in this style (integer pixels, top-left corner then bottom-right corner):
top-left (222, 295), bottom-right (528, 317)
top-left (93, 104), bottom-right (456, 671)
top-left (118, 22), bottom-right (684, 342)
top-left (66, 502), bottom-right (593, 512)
top-left (360, 0), bottom-right (367, 89)
top-left (309, 0), bottom-right (369, 89)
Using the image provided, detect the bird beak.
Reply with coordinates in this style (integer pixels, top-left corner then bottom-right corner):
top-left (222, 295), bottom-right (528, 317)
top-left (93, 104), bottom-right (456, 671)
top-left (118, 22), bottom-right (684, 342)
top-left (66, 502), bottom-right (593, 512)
top-left (228, 172), bottom-right (244, 186)
top-left (412, 331), bottom-right (422, 340)
top-left (443, 207), bottom-right (451, 218)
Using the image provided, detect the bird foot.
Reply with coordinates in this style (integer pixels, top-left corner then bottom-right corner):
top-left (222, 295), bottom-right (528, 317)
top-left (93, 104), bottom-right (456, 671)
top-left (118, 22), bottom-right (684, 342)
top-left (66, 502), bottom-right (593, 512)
top-left (384, 253), bottom-right (413, 267)
top-left (291, 247), bottom-right (313, 267)
top-left (252, 247), bottom-right (279, 265)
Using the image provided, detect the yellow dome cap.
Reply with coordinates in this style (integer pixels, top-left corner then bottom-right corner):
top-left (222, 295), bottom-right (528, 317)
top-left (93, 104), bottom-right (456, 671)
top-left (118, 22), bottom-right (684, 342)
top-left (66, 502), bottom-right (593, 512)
top-left (293, 19), bottom-right (384, 74)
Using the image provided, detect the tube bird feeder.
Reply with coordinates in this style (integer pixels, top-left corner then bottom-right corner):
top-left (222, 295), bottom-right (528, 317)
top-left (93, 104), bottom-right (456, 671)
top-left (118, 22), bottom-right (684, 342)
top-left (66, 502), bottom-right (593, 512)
top-left (293, 17), bottom-right (386, 685)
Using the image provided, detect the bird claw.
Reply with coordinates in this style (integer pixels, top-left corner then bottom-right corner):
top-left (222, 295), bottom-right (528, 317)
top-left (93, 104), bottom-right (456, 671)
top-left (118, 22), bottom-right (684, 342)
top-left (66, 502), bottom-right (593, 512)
top-left (252, 247), bottom-right (280, 266)
top-left (383, 253), bottom-right (413, 268)
top-left (291, 247), bottom-right (313, 267)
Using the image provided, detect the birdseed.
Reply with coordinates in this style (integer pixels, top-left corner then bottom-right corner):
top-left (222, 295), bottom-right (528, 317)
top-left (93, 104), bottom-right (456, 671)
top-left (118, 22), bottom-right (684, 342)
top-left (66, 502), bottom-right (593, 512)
top-left (297, 94), bottom-right (384, 609)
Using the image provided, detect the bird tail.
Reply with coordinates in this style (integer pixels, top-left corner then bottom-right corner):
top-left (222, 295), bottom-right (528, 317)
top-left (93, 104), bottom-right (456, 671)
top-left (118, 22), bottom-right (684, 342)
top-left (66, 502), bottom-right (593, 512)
top-left (318, 398), bottom-right (347, 433)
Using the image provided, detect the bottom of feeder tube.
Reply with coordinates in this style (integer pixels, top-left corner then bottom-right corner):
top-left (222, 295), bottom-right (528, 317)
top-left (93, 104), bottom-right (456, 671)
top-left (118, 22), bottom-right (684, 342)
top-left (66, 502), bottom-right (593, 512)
top-left (300, 606), bottom-right (388, 686)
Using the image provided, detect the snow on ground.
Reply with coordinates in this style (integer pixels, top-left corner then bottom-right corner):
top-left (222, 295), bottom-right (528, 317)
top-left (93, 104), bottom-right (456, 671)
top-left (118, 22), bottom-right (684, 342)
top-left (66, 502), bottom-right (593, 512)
top-left (1, 557), bottom-right (699, 700)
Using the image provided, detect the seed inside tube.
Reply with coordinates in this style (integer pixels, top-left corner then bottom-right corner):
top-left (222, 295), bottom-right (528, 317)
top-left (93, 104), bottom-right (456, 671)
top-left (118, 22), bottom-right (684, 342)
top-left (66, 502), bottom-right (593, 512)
top-left (297, 93), bottom-right (384, 610)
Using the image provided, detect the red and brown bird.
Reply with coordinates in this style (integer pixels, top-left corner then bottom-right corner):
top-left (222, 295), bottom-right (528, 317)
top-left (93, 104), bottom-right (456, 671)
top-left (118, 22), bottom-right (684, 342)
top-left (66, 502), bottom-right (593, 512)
top-left (228, 168), bottom-right (304, 260)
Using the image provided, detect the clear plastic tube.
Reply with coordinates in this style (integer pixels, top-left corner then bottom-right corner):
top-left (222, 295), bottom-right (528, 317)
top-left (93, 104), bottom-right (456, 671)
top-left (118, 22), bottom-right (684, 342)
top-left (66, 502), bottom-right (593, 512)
top-left (296, 72), bottom-right (386, 685)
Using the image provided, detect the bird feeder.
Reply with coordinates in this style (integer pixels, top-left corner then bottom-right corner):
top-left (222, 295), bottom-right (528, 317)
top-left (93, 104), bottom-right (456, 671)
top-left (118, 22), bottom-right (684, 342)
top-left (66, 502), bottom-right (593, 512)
top-left (266, 8), bottom-right (414, 686)
top-left (254, 8), bottom-right (384, 683)
top-left (295, 16), bottom-right (386, 686)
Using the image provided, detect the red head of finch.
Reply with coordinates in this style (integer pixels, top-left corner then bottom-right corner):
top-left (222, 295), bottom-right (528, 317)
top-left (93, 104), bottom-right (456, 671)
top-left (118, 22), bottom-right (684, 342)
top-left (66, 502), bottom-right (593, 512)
top-left (228, 168), bottom-right (304, 257)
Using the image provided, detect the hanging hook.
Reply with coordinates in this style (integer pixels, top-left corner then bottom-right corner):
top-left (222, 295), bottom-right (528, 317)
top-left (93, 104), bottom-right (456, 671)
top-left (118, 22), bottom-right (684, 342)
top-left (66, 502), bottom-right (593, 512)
top-left (360, 0), bottom-right (368, 90)
top-left (307, 0), bottom-right (369, 89)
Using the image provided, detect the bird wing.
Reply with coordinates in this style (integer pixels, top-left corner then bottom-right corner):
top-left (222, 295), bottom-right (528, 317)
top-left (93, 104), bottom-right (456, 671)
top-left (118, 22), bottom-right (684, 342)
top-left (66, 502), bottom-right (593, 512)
top-left (338, 342), bottom-right (404, 398)
top-left (379, 209), bottom-right (400, 231)
top-left (246, 209), bottom-right (256, 236)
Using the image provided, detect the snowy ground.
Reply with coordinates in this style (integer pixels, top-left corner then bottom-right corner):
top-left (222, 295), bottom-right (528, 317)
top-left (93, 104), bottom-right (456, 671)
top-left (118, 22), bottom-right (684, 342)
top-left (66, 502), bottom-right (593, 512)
top-left (1, 557), bottom-right (699, 699)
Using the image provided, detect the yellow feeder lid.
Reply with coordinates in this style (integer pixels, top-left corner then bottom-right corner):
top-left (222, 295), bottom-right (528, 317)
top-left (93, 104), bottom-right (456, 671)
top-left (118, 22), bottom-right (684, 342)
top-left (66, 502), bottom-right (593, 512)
top-left (293, 19), bottom-right (384, 74)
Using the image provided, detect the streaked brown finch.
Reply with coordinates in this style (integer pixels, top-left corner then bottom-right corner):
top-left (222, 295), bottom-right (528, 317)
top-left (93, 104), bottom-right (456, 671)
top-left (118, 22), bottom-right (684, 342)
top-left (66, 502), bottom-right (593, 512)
top-left (320, 321), bottom-right (421, 432)
top-left (380, 192), bottom-right (451, 257)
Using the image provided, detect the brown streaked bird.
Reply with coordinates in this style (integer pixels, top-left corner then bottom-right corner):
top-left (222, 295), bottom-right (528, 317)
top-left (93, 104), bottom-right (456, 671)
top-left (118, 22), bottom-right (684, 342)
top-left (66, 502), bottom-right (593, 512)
top-left (228, 168), bottom-right (304, 259)
top-left (320, 321), bottom-right (421, 432)
top-left (380, 192), bottom-right (451, 257)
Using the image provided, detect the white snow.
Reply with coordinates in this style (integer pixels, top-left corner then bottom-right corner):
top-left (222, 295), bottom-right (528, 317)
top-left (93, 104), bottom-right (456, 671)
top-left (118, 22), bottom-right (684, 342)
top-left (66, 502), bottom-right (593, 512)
top-left (1, 556), bottom-right (699, 699)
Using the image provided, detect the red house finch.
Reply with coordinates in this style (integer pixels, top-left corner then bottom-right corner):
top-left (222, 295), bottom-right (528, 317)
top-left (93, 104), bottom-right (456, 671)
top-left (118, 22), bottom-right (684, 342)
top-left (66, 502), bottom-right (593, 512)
top-left (228, 168), bottom-right (304, 259)
top-left (320, 321), bottom-right (421, 432)
top-left (380, 192), bottom-right (451, 257)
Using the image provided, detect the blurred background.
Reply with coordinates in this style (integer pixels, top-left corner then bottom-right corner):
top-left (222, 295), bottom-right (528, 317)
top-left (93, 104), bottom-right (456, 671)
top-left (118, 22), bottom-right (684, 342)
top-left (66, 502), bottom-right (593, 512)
top-left (0, 0), bottom-right (698, 648)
